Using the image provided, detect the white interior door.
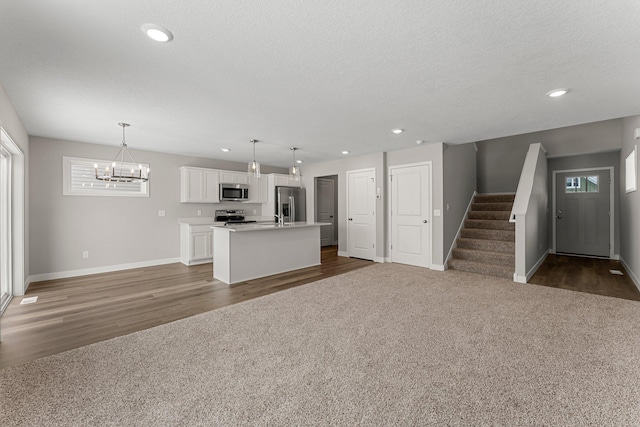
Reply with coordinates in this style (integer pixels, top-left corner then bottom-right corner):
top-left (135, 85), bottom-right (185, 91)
top-left (390, 163), bottom-right (431, 267)
top-left (556, 169), bottom-right (611, 257)
top-left (347, 169), bottom-right (376, 260)
top-left (316, 178), bottom-right (335, 247)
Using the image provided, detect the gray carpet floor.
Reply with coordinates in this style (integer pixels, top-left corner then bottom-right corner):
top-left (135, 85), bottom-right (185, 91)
top-left (2, 263), bottom-right (640, 426)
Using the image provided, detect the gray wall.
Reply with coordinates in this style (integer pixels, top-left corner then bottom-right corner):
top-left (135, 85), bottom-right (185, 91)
top-left (387, 143), bottom-right (445, 265)
top-left (548, 151), bottom-right (620, 256)
top-left (0, 83), bottom-right (29, 287)
top-left (620, 116), bottom-right (640, 287)
top-left (443, 143), bottom-right (477, 260)
top-left (302, 152), bottom-right (386, 260)
top-left (477, 119), bottom-right (623, 193)
top-left (29, 136), bottom-right (286, 276)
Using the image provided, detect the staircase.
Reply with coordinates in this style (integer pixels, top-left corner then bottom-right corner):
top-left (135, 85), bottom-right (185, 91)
top-left (448, 193), bottom-right (515, 279)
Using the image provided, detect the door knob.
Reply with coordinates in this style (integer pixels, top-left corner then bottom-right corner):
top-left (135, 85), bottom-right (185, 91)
top-left (423, 220), bottom-right (428, 223)
top-left (557, 210), bottom-right (562, 219)
top-left (348, 218), bottom-right (353, 221)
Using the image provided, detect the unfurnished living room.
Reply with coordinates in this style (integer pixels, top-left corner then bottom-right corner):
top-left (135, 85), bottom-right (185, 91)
top-left (1, 1), bottom-right (640, 425)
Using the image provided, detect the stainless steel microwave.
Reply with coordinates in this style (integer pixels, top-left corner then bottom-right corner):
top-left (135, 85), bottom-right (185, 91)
top-left (220, 183), bottom-right (249, 201)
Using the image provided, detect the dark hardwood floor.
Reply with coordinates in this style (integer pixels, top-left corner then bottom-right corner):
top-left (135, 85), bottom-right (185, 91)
top-left (529, 254), bottom-right (640, 301)
top-left (0, 246), bottom-right (372, 368)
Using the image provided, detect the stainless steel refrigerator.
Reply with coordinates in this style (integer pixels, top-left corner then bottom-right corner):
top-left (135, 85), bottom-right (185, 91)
top-left (276, 186), bottom-right (306, 223)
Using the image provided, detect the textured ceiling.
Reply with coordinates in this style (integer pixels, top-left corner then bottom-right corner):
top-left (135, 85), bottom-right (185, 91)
top-left (1, 0), bottom-right (640, 167)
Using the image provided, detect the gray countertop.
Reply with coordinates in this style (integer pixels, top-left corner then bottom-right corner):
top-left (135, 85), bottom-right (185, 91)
top-left (212, 222), bottom-right (331, 232)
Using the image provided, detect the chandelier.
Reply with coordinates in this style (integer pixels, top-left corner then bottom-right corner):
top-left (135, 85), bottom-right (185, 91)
top-left (94, 123), bottom-right (149, 183)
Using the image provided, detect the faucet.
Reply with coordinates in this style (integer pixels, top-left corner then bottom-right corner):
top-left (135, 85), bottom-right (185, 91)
top-left (274, 214), bottom-right (284, 225)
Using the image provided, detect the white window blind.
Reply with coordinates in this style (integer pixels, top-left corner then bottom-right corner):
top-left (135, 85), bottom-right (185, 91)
top-left (63, 156), bottom-right (150, 197)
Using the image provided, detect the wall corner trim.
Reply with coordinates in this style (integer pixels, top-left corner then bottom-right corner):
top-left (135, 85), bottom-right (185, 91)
top-left (620, 257), bottom-right (640, 293)
top-left (337, 251), bottom-right (349, 258)
top-left (430, 264), bottom-right (446, 271)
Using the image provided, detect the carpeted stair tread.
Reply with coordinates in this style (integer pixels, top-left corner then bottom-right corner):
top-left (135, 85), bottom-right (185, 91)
top-left (452, 247), bottom-right (514, 265)
top-left (448, 192), bottom-right (515, 278)
top-left (468, 211), bottom-right (511, 220)
top-left (456, 237), bottom-right (515, 254)
top-left (471, 202), bottom-right (513, 211)
top-left (461, 228), bottom-right (515, 242)
top-left (447, 258), bottom-right (513, 279)
top-left (465, 219), bottom-right (515, 231)
top-left (474, 194), bottom-right (516, 203)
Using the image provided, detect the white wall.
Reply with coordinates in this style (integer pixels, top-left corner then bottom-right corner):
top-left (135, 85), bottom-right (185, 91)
top-left (477, 119), bottom-right (623, 193)
top-left (29, 136), bottom-right (286, 277)
top-left (443, 143), bottom-right (477, 261)
top-left (302, 152), bottom-right (385, 259)
top-left (0, 83), bottom-right (29, 292)
top-left (620, 116), bottom-right (640, 289)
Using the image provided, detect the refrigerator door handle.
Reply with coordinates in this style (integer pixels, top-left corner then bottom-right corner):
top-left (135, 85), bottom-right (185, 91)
top-left (289, 195), bottom-right (295, 224)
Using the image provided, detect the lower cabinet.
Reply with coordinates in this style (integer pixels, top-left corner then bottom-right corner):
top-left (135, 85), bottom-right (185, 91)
top-left (180, 224), bottom-right (214, 265)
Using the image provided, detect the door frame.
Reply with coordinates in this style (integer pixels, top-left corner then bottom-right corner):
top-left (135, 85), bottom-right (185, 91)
top-left (345, 167), bottom-right (377, 261)
top-left (386, 161), bottom-right (433, 268)
top-left (551, 166), bottom-right (615, 259)
top-left (315, 176), bottom-right (336, 246)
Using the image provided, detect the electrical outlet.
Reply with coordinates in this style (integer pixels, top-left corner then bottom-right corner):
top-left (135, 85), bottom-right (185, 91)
top-left (197, 210), bottom-right (201, 216)
top-left (82, 251), bottom-right (89, 259)
top-left (158, 210), bottom-right (166, 217)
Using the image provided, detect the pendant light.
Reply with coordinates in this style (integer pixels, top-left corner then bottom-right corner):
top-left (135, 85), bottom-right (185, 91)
top-left (248, 139), bottom-right (261, 179)
top-left (94, 123), bottom-right (149, 182)
top-left (289, 147), bottom-right (301, 181)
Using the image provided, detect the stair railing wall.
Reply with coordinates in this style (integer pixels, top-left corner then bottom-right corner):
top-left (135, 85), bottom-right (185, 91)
top-left (511, 143), bottom-right (549, 283)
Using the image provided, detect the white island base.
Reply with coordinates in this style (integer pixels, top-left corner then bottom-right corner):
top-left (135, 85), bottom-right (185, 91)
top-left (213, 223), bottom-right (325, 285)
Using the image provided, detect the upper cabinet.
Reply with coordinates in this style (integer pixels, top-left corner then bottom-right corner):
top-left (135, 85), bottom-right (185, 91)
top-left (273, 174), bottom-right (301, 188)
top-left (180, 167), bottom-right (220, 203)
top-left (220, 171), bottom-right (249, 185)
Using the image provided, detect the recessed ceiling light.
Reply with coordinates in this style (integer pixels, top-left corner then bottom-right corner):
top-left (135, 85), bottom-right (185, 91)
top-left (221, 148), bottom-right (230, 152)
top-left (341, 151), bottom-right (350, 155)
top-left (546, 88), bottom-right (569, 98)
top-left (296, 159), bottom-right (303, 164)
top-left (391, 128), bottom-right (404, 134)
top-left (141, 24), bottom-right (174, 43)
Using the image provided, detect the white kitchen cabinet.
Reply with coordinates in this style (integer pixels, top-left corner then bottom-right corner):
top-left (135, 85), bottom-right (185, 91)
top-left (180, 224), bottom-right (214, 265)
top-left (220, 171), bottom-right (249, 185)
top-left (248, 176), bottom-right (269, 203)
top-left (274, 174), bottom-right (301, 188)
top-left (180, 167), bottom-right (220, 203)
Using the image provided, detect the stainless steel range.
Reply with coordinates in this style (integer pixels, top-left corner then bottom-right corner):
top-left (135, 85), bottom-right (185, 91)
top-left (214, 209), bottom-right (256, 225)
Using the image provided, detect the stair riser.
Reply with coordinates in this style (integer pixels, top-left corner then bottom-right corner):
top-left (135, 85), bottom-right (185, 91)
top-left (457, 238), bottom-right (515, 254)
top-left (461, 229), bottom-right (515, 242)
top-left (474, 194), bottom-right (516, 203)
top-left (465, 220), bottom-right (515, 231)
top-left (471, 203), bottom-right (513, 211)
top-left (468, 211), bottom-right (511, 220)
top-left (452, 249), bottom-right (514, 265)
top-left (448, 259), bottom-right (513, 279)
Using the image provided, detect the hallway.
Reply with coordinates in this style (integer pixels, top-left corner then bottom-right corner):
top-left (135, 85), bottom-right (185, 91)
top-left (529, 254), bottom-right (640, 301)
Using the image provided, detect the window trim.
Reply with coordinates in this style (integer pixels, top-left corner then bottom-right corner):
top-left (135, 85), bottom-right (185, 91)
top-left (63, 156), bottom-right (150, 197)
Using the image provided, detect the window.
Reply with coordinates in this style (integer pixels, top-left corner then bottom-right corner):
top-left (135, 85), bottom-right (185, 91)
top-left (565, 175), bottom-right (599, 193)
top-left (63, 156), bottom-right (150, 197)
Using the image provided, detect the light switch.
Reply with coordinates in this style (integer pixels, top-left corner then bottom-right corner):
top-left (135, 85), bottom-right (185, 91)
top-left (434, 209), bottom-right (441, 217)
top-left (158, 210), bottom-right (166, 217)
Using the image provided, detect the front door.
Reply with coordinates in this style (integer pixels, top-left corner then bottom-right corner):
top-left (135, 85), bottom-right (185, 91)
top-left (556, 169), bottom-right (610, 257)
top-left (316, 178), bottom-right (335, 247)
top-left (390, 163), bottom-right (431, 267)
top-left (347, 169), bottom-right (376, 261)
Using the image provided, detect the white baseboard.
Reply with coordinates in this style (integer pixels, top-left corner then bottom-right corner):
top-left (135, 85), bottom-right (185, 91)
top-left (620, 257), bottom-right (640, 293)
top-left (430, 264), bottom-right (446, 271)
top-left (374, 257), bottom-right (385, 263)
top-left (384, 257), bottom-right (391, 263)
top-left (337, 251), bottom-right (349, 258)
top-left (611, 254), bottom-right (620, 260)
top-left (513, 250), bottom-right (549, 284)
top-left (27, 257), bottom-right (181, 284)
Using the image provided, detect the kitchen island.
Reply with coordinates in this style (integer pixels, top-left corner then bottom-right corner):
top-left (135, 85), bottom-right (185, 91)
top-left (212, 222), bottom-right (329, 285)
